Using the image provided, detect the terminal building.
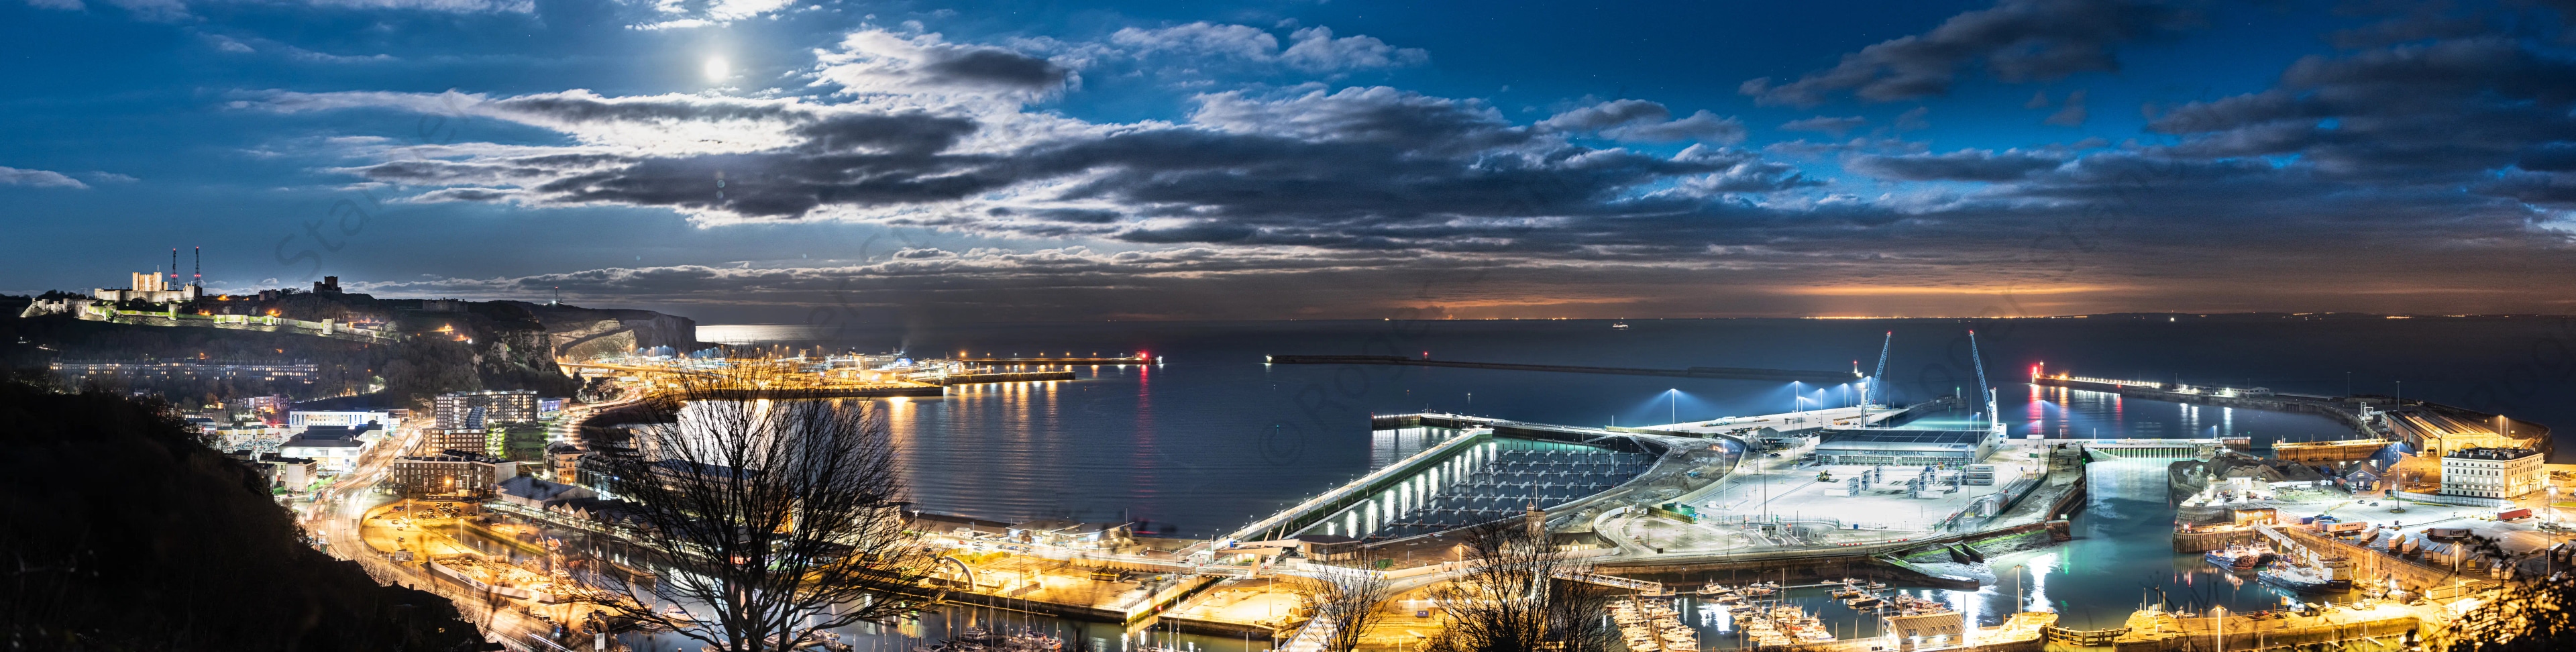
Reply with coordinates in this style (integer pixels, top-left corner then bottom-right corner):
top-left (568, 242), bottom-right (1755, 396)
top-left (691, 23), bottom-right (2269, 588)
top-left (1811, 428), bottom-right (2000, 468)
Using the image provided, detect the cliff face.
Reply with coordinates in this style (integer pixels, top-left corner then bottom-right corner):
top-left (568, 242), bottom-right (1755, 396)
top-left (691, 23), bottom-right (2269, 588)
top-left (520, 303), bottom-right (700, 361)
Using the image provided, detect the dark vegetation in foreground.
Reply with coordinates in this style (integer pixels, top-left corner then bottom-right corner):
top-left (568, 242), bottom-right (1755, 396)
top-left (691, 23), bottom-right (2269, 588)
top-left (0, 376), bottom-right (483, 651)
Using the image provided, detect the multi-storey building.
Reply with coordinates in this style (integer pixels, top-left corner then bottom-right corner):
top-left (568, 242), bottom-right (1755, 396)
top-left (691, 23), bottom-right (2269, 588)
top-left (2440, 447), bottom-right (2544, 500)
top-left (434, 390), bottom-right (539, 429)
top-left (429, 428), bottom-right (491, 455)
top-left (392, 449), bottom-right (517, 499)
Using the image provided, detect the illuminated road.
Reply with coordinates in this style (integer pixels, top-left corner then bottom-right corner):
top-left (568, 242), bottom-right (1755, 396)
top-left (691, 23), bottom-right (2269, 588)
top-left (301, 419), bottom-right (584, 651)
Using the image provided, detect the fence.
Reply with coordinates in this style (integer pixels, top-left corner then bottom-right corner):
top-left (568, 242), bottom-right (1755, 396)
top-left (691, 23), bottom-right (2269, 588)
top-left (2394, 491), bottom-right (2506, 508)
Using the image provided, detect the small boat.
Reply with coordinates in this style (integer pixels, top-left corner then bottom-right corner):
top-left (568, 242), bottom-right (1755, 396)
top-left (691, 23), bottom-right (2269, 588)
top-left (1845, 596), bottom-right (1883, 608)
top-left (1611, 321), bottom-right (1631, 330)
top-left (2257, 562), bottom-right (2349, 594)
top-left (1863, 580), bottom-right (1888, 590)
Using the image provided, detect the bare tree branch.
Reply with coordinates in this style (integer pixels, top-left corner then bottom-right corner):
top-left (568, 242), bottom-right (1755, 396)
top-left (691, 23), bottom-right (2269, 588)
top-left (567, 368), bottom-right (939, 652)
top-left (1298, 565), bottom-right (1394, 652)
top-left (1424, 523), bottom-right (1615, 652)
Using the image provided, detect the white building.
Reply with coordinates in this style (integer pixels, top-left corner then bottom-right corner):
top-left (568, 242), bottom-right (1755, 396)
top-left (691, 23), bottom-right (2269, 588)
top-left (1883, 609), bottom-right (1966, 651)
top-left (288, 410), bottom-right (396, 431)
top-left (280, 435), bottom-right (368, 474)
top-left (2440, 447), bottom-right (2544, 500)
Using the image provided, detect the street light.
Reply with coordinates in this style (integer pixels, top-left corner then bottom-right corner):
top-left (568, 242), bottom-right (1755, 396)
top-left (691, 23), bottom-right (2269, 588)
top-left (2012, 564), bottom-right (2025, 616)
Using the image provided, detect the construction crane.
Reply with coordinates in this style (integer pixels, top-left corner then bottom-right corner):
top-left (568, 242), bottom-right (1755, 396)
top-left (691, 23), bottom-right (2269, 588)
top-left (1968, 329), bottom-right (2000, 437)
top-left (1862, 331), bottom-right (1892, 426)
top-left (1869, 331), bottom-right (1892, 406)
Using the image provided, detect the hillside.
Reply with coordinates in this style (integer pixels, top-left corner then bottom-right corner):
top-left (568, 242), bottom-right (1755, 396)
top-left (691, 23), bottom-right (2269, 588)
top-left (0, 380), bottom-right (484, 649)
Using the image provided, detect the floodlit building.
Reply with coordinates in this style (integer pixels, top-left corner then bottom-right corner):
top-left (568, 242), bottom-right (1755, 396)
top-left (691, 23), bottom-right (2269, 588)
top-left (1813, 429), bottom-right (1999, 468)
top-left (393, 449), bottom-right (517, 499)
top-left (429, 428), bottom-right (491, 455)
top-left (288, 410), bottom-right (395, 431)
top-left (545, 441), bottom-right (585, 484)
top-left (2441, 447), bottom-right (2544, 500)
top-left (2387, 407), bottom-right (2537, 456)
top-left (435, 390), bottom-right (539, 429)
top-left (279, 434), bottom-right (366, 474)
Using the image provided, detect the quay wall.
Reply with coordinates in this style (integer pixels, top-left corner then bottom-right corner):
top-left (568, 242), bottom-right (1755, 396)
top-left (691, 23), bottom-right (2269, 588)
top-left (2112, 614), bottom-right (2418, 652)
top-left (2173, 529), bottom-right (2258, 553)
top-left (2271, 525), bottom-right (2496, 596)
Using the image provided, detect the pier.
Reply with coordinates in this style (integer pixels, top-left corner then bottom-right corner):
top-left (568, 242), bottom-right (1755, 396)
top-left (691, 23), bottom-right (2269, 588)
top-left (959, 356), bottom-right (1157, 364)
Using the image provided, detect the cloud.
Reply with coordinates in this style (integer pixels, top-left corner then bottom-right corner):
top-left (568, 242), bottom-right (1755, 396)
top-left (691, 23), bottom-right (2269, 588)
top-left (632, 0), bottom-right (794, 30)
top-left (1780, 115), bottom-right (1868, 136)
top-left (1111, 22), bottom-right (1281, 60)
top-left (1537, 99), bottom-right (1746, 144)
top-left (205, 34), bottom-right (255, 53)
top-left (0, 166), bottom-right (89, 189)
top-left (2144, 36), bottom-right (2576, 198)
top-left (1845, 148), bottom-right (2069, 181)
top-left (72, 0), bottom-right (530, 20)
top-left (814, 31), bottom-right (1071, 99)
top-left (1741, 0), bottom-right (2202, 105)
top-left (1105, 22), bottom-right (1428, 74)
top-left (2045, 89), bottom-right (2089, 125)
top-left (278, 78), bottom-right (1839, 256)
top-left (1279, 27), bottom-right (1430, 72)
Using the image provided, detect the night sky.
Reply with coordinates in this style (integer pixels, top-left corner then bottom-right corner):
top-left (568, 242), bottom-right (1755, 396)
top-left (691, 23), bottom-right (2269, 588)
top-left (7, 0), bottom-right (2576, 323)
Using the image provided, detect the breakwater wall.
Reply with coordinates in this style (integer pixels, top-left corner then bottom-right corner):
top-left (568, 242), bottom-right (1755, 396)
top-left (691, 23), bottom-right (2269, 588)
top-left (1271, 354), bottom-right (1854, 384)
top-left (2032, 377), bottom-right (2375, 437)
top-left (929, 371), bottom-right (1079, 385)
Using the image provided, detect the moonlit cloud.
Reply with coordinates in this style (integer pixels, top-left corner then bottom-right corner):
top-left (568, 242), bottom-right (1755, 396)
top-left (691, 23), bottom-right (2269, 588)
top-left (0, 166), bottom-right (90, 189)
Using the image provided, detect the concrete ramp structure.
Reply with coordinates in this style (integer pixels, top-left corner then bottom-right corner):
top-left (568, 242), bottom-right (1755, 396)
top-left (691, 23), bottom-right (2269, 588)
top-left (1230, 415), bottom-right (1689, 545)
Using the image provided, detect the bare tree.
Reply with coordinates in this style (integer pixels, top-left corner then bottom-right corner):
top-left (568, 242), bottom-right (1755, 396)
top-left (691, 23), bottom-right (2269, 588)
top-left (1298, 565), bottom-right (1395, 652)
top-left (1424, 523), bottom-right (1615, 652)
top-left (2432, 568), bottom-right (2576, 652)
top-left (571, 370), bottom-right (938, 652)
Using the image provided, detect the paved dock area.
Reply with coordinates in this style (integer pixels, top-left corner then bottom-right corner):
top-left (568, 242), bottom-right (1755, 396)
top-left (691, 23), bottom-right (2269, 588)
top-left (1599, 437), bottom-right (2058, 557)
